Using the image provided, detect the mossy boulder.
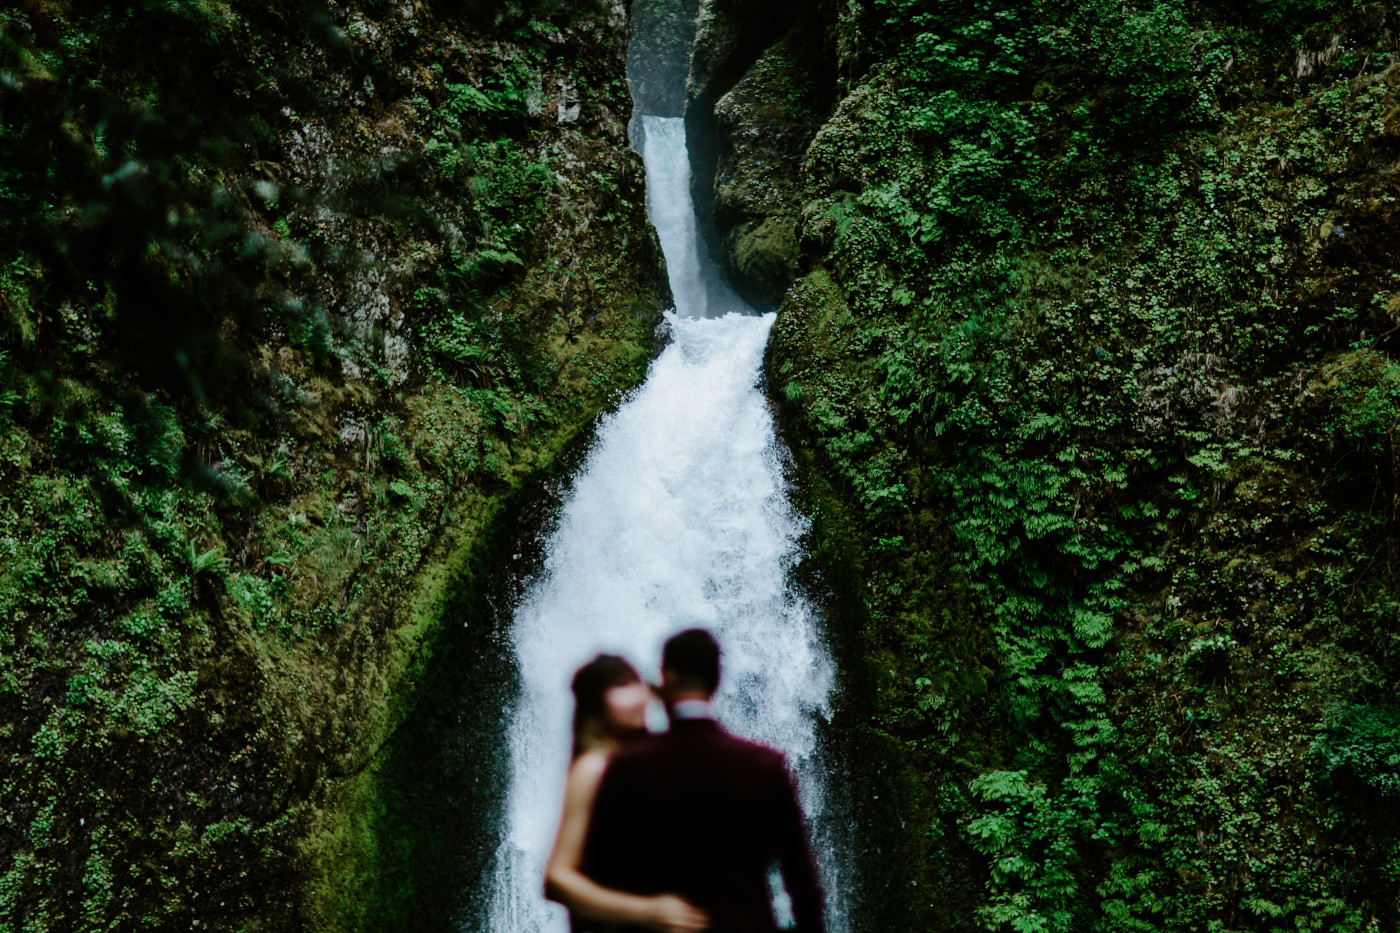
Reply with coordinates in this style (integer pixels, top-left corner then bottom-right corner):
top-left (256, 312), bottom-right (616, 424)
top-left (721, 215), bottom-right (798, 308)
top-left (708, 27), bottom-right (830, 308)
top-left (683, 0), bottom-right (804, 254)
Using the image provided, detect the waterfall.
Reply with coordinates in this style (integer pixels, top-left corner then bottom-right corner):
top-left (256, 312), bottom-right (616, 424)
top-left (638, 117), bottom-right (710, 319)
top-left (481, 115), bottom-right (844, 932)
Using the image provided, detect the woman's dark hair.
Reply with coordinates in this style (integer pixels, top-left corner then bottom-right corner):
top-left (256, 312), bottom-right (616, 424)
top-left (570, 654), bottom-right (641, 757)
top-left (662, 628), bottom-right (721, 694)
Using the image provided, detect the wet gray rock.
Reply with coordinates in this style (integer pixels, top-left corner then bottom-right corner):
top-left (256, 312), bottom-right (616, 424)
top-left (688, 12), bottom-right (831, 309)
top-left (628, 0), bottom-right (702, 120)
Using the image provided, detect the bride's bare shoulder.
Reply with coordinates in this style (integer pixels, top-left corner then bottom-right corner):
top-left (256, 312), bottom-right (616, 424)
top-left (567, 749), bottom-right (610, 792)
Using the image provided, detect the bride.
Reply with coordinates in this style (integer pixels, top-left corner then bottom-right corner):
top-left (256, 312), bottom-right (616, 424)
top-left (544, 654), bottom-right (709, 933)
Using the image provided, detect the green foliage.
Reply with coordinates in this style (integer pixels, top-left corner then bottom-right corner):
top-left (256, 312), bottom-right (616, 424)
top-left (187, 542), bottom-right (230, 578)
top-left (771, 0), bottom-right (1400, 929)
top-left (0, 255), bottom-right (37, 345)
top-left (1237, 0), bottom-right (1362, 28)
top-left (445, 81), bottom-right (517, 117)
top-left (1326, 350), bottom-right (1400, 454)
top-left (1313, 704), bottom-right (1400, 800)
top-left (0, 0), bottom-right (662, 930)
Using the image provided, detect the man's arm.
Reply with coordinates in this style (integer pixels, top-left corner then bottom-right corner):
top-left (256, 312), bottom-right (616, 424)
top-left (772, 760), bottom-right (825, 933)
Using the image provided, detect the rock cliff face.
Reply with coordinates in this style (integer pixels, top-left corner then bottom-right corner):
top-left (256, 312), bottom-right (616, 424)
top-left (627, 0), bottom-right (701, 119)
top-left (682, 0), bottom-right (807, 306)
top-left (681, 0), bottom-right (852, 309)
top-left (688, 1), bottom-right (1400, 930)
top-left (708, 26), bottom-right (831, 309)
top-left (0, 3), bottom-right (664, 930)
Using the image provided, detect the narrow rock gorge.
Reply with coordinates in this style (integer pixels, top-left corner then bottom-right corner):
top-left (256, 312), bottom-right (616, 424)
top-left (4, 1), bottom-right (1400, 932)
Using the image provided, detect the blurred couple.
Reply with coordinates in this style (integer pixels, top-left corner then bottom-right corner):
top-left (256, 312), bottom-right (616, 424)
top-left (544, 628), bottom-right (825, 933)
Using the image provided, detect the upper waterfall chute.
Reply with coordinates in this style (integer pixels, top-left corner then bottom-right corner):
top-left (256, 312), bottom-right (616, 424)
top-left (641, 116), bottom-right (746, 320)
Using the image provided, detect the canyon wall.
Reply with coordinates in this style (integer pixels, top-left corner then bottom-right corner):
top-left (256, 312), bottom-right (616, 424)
top-left (0, 2), bottom-right (664, 929)
top-left (686, 1), bottom-right (1400, 929)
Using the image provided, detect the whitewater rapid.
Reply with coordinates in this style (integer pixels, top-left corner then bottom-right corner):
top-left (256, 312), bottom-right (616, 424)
top-left (481, 115), bottom-right (841, 932)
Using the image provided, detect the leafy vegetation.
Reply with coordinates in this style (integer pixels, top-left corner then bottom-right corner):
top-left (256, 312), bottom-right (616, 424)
top-left (0, 1), bottom-right (663, 930)
top-left (700, 0), bottom-right (1400, 929)
top-left (1314, 703), bottom-right (1400, 799)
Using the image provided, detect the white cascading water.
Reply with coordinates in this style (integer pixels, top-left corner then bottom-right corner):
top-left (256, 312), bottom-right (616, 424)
top-left (482, 115), bottom-right (844, 932)
top-left (638, 117), bottom-right (709, 319)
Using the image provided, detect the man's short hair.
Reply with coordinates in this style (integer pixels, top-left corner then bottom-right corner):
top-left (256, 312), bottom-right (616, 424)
top-left (662, 628), bottom-right (721, 695)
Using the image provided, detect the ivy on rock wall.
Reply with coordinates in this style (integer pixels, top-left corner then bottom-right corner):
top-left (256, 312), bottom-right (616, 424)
top-left (0, 1), bottom-right (664, 930)
top-left (689, 0), bottom-right (1400, 930)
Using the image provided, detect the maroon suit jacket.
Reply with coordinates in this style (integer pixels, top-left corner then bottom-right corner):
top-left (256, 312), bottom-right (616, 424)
top-left (580, 717), bottom-right (825, 933)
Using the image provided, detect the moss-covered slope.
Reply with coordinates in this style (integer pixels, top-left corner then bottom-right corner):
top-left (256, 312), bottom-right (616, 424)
top-left (688, 1), bottom-right (1400, 930)
top-left (0, 2), bottom-right (664, 930)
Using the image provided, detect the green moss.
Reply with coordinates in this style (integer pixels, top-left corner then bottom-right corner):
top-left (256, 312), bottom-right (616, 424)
top-left (707, 24), bottom-right (831, 308)
top-left (715, 0), bottom-right (1400, 928)
top-left (0, 1), bottom-right (665, 930)
top-left (724, 216), bottom-right (798, 303)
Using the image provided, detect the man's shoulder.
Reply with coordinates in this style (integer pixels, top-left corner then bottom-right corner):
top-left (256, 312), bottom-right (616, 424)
top-left (599, 732), bottom-right (668, 777)
top-left (614, 723), bottom-right (787, 772)
top-left (711, 727), bottom-right (787, 768)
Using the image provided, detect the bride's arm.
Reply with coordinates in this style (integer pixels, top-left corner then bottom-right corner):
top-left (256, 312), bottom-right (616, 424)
top-left (544, 752), bottom-right (707, 933)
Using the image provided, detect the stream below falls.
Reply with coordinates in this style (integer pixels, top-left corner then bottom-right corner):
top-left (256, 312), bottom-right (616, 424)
top-left (478, 115), bottom-right (851, 932)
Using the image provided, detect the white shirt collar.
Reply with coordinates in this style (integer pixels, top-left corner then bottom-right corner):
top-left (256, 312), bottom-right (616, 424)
top-left (670, 699), bottom-right (715, 721)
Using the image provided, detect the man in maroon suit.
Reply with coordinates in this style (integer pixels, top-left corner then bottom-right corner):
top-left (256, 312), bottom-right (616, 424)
top-left (581, 628), bottom-right (826, 933)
